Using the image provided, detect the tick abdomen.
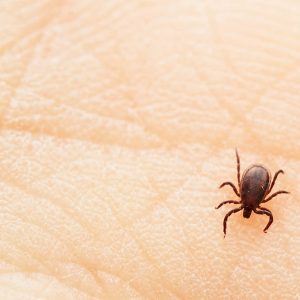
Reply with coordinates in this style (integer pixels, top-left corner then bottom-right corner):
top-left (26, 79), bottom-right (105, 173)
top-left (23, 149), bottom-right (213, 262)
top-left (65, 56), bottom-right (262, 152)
top-left (241, 165), bottom-right (270, 207)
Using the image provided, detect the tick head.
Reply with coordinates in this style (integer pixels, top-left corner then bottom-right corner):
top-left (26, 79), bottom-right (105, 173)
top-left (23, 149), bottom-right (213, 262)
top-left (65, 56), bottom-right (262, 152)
top-left (243, 207), bottom-right (252, 218)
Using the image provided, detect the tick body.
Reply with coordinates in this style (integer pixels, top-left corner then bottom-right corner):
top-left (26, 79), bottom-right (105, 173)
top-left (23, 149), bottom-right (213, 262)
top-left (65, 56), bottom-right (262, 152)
top-left (216, 150), bottom-right (289, 237)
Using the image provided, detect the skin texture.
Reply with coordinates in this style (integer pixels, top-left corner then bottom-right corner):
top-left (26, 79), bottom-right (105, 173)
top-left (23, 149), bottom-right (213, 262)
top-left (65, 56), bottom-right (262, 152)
top-left (0, 0), bottom-right (299, 299)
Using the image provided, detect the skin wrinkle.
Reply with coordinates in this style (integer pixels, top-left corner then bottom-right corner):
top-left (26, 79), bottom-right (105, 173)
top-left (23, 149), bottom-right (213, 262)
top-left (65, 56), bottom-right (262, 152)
top-left (0, 170), bottom-right (104, 249)
top-left (203, 16), bottom-right (293, 123)
top-left (63, 97), bottom-right (161, 145)
top-left (0, 273), bottom-right (100, 300)
top-left (157, 191), bottom-right (206, 282)
top-left (105, 194), bottom-right (184, 300)
top-left (204, 1), bottom-right (248, 88)
top-left (11, 66), bottom-right (128, 121)
top-left (117, 149), bottom-right (209, 296)
top-left (1, 237), bottom-right (103, 300)
top-left (0, 261), bottom-right (22, 274)
top-left (204, 2), bottom-right (300, 113)
top-left (202, 4), bottom-right (277, 149)
top-left (0, 1), bottom-right (65, 132)
top-left (0, 140), bottom-right (174, 298)
top-left (6, 128), bottom-right (163, 151)
top-left (95, 53), bottom-right (183, 147)
top-left (0, 241), bottom-right (48, 276)
top-left (13, 97), bottom-right (166, 145)
top-left (0, 194), bottom-right (141, 299)
top-left (0, 278), bottom-right (95, 300)
top-left (122, 177), bottom-right (184, 229)
top-left (0, 173), bottom-right (115, 297)
top-left (5, 86), bottom-right (164, 147)
top-left (202, 53), bottom-right (286, 162)
top-left (1, 207), bottom-right (106, 298)
top-left (142, 173), bottom-right (213, 297)
top-left (0, 4), bottom-right (46, 56)
top-left (96, 270), bottom-right (148, 300)
top-left (1, 0), bottom-right (300, 299)
top-left (252, 64), bottom-right (300, 116)
top-left (135, 175), bottom-right (204, 278)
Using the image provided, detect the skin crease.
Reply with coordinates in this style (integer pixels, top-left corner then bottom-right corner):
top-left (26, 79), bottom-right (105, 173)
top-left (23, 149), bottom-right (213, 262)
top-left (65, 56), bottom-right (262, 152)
top-left (0, 0), bottom-right (300, 299)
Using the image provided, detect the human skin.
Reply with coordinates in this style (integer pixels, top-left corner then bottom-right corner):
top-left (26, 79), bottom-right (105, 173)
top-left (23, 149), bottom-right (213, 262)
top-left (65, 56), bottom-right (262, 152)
top-left (0, 0), bottom-right (300, 299)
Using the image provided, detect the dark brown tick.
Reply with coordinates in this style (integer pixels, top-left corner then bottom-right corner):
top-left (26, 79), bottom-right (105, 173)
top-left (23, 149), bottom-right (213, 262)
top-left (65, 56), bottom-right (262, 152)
top-left (216, 149), bottom-right (289, 237)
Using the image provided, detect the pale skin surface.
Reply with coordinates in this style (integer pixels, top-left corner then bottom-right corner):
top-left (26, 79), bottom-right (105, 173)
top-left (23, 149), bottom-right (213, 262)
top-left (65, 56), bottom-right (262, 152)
top-left (0, 0), bottom-right (300, 299)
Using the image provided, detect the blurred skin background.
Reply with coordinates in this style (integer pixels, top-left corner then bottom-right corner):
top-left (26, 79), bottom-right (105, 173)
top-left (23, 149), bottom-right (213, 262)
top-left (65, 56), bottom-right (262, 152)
top-left (0, 0), bottom-right (299, 299)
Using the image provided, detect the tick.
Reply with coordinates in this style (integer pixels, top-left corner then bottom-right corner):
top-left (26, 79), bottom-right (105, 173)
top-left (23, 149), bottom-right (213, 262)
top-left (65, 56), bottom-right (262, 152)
top-left (216, 149), bottom-right (289, 237)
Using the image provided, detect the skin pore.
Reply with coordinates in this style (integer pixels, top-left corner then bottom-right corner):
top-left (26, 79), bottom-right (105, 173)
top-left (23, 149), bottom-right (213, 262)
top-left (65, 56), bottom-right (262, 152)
top-left (0, 0), bottom-right (299, 299)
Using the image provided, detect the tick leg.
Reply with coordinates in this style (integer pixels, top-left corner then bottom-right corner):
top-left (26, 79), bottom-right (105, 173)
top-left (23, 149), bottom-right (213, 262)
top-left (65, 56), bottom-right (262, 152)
top-left (258, 206), bottom-right (271, 214)
top-left (219, 182), bottom-right (240, 197)
top-left (262, 190), bottom-right (289, 203)
top-left (235, 148), bottom-right (241, 188)
top-left (253, 208), bottom-right (273, 233)
top-left (267, 170), bottom-right (284, 195)
top-left (215, 200), bottom-right (241, 209)
top-left (223, 206), bottom-right (243, 237)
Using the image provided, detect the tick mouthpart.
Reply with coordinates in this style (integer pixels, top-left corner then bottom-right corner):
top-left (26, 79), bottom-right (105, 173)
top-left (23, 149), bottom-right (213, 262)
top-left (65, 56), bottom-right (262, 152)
top-left (243, 207), bottom-right (252, 218)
